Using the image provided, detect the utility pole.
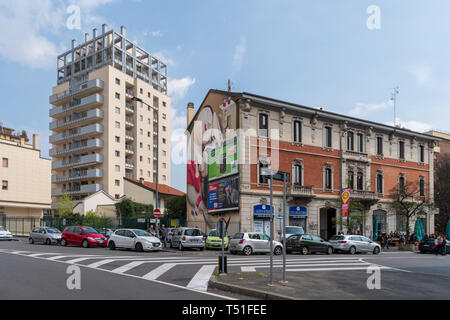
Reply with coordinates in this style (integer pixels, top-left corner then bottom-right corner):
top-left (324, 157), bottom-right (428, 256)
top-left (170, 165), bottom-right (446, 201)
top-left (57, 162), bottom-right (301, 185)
top-left (391, 87), bottom-right (399, 127)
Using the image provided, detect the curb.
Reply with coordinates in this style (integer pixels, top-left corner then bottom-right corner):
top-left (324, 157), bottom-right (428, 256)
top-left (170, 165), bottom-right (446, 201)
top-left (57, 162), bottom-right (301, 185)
top-left (208, 274), bottom-right (296, 300)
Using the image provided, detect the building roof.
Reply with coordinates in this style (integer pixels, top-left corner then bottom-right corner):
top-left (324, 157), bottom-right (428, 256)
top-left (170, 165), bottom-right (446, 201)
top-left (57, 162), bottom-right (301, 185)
top-left (187, 89), bottom-right (440, 142)
top-left (124, 178), bottom-right (185, 197)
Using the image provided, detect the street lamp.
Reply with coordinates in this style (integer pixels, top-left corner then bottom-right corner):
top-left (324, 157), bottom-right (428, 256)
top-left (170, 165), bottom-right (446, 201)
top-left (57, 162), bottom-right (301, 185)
top-left (339, 123), bottom-right (350, 234)
top-left (131, 97), bottom-right (159, 215)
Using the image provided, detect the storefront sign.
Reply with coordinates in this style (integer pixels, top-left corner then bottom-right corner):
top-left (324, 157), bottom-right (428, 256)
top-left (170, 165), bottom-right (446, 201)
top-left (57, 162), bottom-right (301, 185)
top-left (289, 206), bottom-right (308, 218)
top-left (253, 205), bottom-right (272, 219)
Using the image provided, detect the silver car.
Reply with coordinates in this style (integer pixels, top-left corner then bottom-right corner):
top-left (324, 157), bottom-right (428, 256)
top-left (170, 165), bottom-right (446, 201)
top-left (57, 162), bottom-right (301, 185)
top-left (0, 226), bottom-right (13, 241)
top-left (108, 229), bottom-right (162, 252)
top-left (170, 227), bottom-right (205, 251)
top-left (29, 227), bottom-right (62, 245)
top-left (229, 232), bottom-right (283, 256)
top-left (329, 235), bottom-right (381, 254)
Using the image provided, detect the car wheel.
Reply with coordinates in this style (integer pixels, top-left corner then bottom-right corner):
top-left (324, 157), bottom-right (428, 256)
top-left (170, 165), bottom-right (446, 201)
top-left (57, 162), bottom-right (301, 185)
top-left (61, 238), bottom-right (67, 246)
top-left (82, 240), bottom-right (89, 248)
top-left (373, 247), bottom-right (380, 255)
top-left (327, 246), bottom-right (333, 255)
top-left (301, 246), bottom-right (309, 255)
top-left (46, 238), bottom-right (51, 245)
top-left (29, 238), bottom-right (34, 244)
top-left (108, 241), bottom-right (116, 250)
top-left (243, 246), bottom-right (253, 256)
top-left (274, 246), bottom-right (282, 255)
top-left (135, 243), bottom-right (143, 252)
top-left (349, 246), bottom-right (356, 254)
top-left (179, 242), bottom-right (184, 251)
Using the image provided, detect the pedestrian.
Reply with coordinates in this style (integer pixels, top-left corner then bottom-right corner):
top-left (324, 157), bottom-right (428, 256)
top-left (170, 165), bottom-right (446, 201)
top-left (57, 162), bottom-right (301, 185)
top-left (148, 224), bottom-right (156, 237)
top-left (442, 236), bottom-right (448, 256)
top-left (160, 224), bottom-right (167, 249)
top-left (384, 233), bottom-right (390, 250)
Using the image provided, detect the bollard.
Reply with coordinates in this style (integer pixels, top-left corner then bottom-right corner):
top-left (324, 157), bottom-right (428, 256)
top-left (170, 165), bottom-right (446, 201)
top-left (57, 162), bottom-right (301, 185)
top-left (218, 256), bottom-right (227, 273)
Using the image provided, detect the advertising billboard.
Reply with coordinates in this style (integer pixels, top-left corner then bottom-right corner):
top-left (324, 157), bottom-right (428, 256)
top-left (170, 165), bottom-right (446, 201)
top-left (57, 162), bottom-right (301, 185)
top-left (207, 137), bottom-right (238, 181)
top-left (207, 176), bottom-right (240, 213)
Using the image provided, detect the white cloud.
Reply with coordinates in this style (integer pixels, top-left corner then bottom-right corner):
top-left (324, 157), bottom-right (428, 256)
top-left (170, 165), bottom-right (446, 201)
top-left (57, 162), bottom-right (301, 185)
top-left (386, 118), bottom-right (433, 133)
top-left (168, 77), bottom-right (196, 102)
top-left (151, 30), bottom-right (163, 37)
top-left (349, 100), bottom-right (393, 117)
top-left (152, 51), bottom-right (175, 66)
top-left (407, 64), bottom-right (434, 87)
top-left (231, 36), bottom-right (246, 75)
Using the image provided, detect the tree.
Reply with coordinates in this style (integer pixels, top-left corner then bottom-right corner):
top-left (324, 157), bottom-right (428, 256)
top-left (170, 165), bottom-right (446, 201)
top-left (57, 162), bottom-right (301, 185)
top-left (55, 193), bottom-right (76, 216)
top-left (388, 180), bottom-right (431, 237)
top-left (434, 154), bottom-right (450, 234)
top-left (115, 198), bottom-right (154, 218)
top-left (326, 197), bottom-right (369, 234)
top-left (165, 195), bottom-right (187, 220)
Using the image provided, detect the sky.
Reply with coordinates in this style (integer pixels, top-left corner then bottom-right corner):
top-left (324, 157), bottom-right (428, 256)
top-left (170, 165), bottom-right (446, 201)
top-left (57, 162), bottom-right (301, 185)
top-left (1, 0), bottom-right (450, 193)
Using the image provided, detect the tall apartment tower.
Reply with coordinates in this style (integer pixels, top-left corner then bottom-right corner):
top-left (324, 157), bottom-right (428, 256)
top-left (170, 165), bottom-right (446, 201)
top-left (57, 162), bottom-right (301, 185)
top-left (49, 25), bottom-right (171, 205)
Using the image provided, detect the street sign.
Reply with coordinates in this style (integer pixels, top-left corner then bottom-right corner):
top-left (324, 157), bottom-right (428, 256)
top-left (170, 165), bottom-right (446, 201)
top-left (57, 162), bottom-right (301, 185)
top-left (137, 218), bottom-right (146, 223)
top-left (153, 209), bottom-right (161, 218)
top-left (260, 168), bottom-right (290, 182)
top-left (277, 215), bottom-right (284, 220)
top-left (217, 218), bottom-right (227, 238)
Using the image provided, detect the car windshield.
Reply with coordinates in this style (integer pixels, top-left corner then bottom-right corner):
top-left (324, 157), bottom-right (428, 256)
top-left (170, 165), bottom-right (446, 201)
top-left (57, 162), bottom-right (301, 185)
top-left (330, 235), bottom-right (345, 240)
top-left (0, 227), bottom-right (6, 231)
top-left (133, 229), bottom-right (151, 237)
top-left (82, 227), bottom-right (99, 234)
top-left (209, 230), bottom-right (219, 237)
top-left (233, 233), bottom-right (244, 239)
top-left (285, 227), bottom-right (304, 235)
top-left (46, 228), bottom-right (60, 234)
top-left (185, 229), bottom-right (202, 236)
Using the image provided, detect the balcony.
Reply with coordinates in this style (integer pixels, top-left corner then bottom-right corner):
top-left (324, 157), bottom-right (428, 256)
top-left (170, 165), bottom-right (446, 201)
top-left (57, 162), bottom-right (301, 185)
top-left (288, 185), bottom-right (315, 198)
top-left (50, 124), bottom-right (103, 144)
top-left (343, 150), bottom-right (369, 162)
top-left (125, 144), bottom-right (134, 154)
top-left (52, 184), bottom-right (103, 197)
top-left (50, 94), bottom-right (103, 118)
top-left (52, 153), bottom-right (103, 170)
top-left (351, 190), bottom-right (379, 205)
top-left (49, 109), bottom-right (103, 131)
top-left (125, 103), bottom-right (135, 113)
top-left (125, 159), bottom-right (134, 170)
top-left (52, 169), bottom-right (103, 183)
top-left (125, 131), bottom-right (134, 141)
top-left (49, 79), bottom-right (104, 105)
top-left (125, 88), bottom-right (134, 99)
top-left (125, 117), bottom-right (135, 127)
top-left (49, 139), bottom-right (103, 157)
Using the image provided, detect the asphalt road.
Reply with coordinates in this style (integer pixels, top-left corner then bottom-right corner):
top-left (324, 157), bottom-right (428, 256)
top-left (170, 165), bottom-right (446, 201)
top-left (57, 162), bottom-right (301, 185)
top-left (1, 239), bottom-right (449, 300)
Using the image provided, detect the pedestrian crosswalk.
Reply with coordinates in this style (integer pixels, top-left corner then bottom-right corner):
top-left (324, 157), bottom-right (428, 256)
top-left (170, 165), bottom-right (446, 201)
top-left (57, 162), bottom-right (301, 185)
top-left (0, 248), bottom-right (393, 294)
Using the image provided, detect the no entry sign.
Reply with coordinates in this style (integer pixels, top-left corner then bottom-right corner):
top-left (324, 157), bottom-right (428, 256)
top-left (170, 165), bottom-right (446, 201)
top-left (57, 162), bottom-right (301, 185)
top-left (153, 209), bottom-right (161, 218)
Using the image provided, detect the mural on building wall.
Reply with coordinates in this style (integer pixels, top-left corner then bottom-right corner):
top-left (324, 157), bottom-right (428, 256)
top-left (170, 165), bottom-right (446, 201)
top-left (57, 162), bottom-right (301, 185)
top-left (186, 97), bottom-right (239, 229)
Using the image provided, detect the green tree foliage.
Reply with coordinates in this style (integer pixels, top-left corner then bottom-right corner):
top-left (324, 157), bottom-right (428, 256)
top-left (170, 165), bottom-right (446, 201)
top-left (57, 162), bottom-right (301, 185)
top-left (165, 195), bottom-right (187, 220)
top-left (115, 198), bottom-right (154, 218)
top-left (55, 193), bottom-right (76, 216)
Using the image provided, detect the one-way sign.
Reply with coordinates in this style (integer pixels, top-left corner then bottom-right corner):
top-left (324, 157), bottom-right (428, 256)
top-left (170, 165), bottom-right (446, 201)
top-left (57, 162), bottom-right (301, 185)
top-left (261, 168), bottom-right (290, 182)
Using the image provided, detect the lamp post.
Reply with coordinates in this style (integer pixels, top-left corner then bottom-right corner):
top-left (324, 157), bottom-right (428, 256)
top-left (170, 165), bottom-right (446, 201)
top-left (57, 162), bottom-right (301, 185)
top-left (339, 125), bottom-right (349, 234)
top-left (131, 96), bottom-right (159, 216)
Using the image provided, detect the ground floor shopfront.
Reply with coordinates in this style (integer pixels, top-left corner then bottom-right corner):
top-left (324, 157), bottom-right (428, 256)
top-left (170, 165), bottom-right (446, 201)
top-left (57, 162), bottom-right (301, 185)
top-left (239, 193), bottom-right (435, 240)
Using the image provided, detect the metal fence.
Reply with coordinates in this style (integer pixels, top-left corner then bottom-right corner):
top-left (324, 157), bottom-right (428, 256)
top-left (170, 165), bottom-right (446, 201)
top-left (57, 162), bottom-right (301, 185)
top-left (2, 217), bottom-right (45, 237)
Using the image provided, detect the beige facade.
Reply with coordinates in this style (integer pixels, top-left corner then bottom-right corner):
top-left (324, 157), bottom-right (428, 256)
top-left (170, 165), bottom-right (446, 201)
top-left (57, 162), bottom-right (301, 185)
top-left (0, 127), bottom-right (51, 218)
top-left (49, 25), bottom-right (171, 207)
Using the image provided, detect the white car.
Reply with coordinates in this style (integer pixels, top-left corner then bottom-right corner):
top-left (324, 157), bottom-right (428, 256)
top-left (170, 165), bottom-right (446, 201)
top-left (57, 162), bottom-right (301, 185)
top-left (107, 229), bottom-right (162, 252)
top-left (0, 226), bottom-right (13, 240)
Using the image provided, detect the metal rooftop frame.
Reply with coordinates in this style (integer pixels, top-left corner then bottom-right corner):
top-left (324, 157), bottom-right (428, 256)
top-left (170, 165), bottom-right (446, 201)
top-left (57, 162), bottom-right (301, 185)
top-left (56, 24), bottom-right (168, 94)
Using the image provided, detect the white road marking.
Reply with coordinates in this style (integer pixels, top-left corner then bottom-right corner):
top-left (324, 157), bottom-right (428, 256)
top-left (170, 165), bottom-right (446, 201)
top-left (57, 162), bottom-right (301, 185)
top-left (86, 259), bottom-right (116, 268)
top-left (142, 263), bottom-right (176, 280)
top-left (240, 262), bottom-right (370, 271)
top-left (46, 256), bottom-right (68, 260)
top-left (111, 261), bottom-right (148, 274)
top-left (187, 265), bottom-right (217, 292)
top-left (241, 266), bottom-right (256, 272)
top-left (286, 266), bottom-right (392, 272)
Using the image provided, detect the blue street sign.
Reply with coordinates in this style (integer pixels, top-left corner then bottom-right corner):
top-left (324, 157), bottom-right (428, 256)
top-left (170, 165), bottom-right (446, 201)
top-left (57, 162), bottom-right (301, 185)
top-left (254, 205), bottom-right (272, 219)
top-left (289, 206), bottom-right (308, 218)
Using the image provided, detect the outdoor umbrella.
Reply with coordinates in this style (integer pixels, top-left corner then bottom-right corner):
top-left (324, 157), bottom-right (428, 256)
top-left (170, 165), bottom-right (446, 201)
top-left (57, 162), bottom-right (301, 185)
top-left (446, 221), bottom-right (450, 239)
top-left (414, 219), bottom-right (423, 242)
top-left (373, 217), bottom-right (378, 241)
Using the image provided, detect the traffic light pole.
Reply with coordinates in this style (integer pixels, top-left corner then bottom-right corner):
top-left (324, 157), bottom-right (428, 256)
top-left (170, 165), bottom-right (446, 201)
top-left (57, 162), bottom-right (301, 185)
top-left (269, 176), bottom-right (274, 286)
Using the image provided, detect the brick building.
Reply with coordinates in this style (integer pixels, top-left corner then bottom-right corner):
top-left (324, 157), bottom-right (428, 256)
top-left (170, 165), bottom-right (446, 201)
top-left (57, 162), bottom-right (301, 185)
top-left (186, 90), bottom-right (439, 239)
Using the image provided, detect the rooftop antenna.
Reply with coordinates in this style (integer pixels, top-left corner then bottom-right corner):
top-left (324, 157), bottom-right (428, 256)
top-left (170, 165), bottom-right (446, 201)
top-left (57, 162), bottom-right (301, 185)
top-left (391, 86), bottom-right (399, 126)
top-left (227, 79), bottom-right (231, 92)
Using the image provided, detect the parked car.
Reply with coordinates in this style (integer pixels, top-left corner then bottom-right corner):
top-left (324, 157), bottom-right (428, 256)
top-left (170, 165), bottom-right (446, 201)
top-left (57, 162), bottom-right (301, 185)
top-left (170, 227), bottom-right (205, 251)
top-left (0, 226), bottom-right (13, 241)
top-left (108, 229), bottom-right (162, 252)
top-left (286, 234), bottom-right (333, 255)
top-left (61, 226), bottom-right (107, 248)
top-left (97, 228), bottom-right (114, 239)
top-left (229, 232), bottom-right (283, 256)
top-left (419, 239), bottom-right (450, 254)
top-left (328, 235), bottom-right (381, 254)
top-left (205, 229), bottom-right (229, 250)
top-left (278, 226), bottom-right (305, 242)
top-left (29, 227), bottom-right (61, 245)
top-left (167, 228), bottom-right (177, 243)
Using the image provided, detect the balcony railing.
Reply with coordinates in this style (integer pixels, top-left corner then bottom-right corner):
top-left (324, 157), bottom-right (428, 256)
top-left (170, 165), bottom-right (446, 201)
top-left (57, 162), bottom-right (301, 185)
top-left (125, 159), bottom-right (134, 169)
top-left (52, 184), bottom-right (103, 197)
top-left (52, 169), bottom-right (103, 183)
top-left (125, 131), bottom-right (134, 140)
top-left (125, 88), bottom-right (134, 97)
top-left (49, 79), bottom-right (104, 104)
top-left (125, 144), bottom-right (134, 153)
top-left (49, 139), bottom-right (103, 157)
top-left (125, 103), bottom-right (135, 112)
top-left (50, 124), bottom-right (103, 143)
top-left (288, 185), bottom-right (315, 197)
top-left (125, 117), bottom-right (135, 126)
top-left (52, 153), bottom-right (103, 170)
top-left (343, 150), bottom-right (369, 162)
top-left (49, 109), bottom-right (103, 130)
top-left (351, 190), bottom-right (378, 201)
top-left (50, 94), bottom-right (104, 117)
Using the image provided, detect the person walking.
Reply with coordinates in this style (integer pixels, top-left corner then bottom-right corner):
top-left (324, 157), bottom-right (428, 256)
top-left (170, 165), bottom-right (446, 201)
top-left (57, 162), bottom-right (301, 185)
top-left (148, 224), bottom-right (156, 237)
top-left (160, 224), bottom-right (167, 249)
top-left (442, 236), bottom-right (448, 256)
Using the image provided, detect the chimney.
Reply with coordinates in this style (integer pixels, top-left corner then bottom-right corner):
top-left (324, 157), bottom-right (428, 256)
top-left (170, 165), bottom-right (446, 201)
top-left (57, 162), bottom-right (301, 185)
top-left (102, 24), bottom-right (107, 34)
top-left (71, 39), bottom-right (76, 49)
top-left (85, 33), bottom-right (89, 42)
top-left (187, 102), bottom-right (195, 127)
top-left (121, 26), bottom-right (126, 37)
top-left (33, 134), bottom-right (39, 150)
top-left (93, 28), bottom-right (98, 39)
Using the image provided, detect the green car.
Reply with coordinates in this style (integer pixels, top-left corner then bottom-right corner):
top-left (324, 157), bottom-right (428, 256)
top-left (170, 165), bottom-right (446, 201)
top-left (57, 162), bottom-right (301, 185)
top-left (286, 234), bottom-right (333, 255)
top-left (206, 229), bottom-right (229, 250)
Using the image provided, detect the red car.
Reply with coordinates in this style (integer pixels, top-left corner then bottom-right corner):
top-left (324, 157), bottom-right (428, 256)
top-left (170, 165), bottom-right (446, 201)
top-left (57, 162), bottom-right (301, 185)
top-left (61, 226), bottom-right (107, 248)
